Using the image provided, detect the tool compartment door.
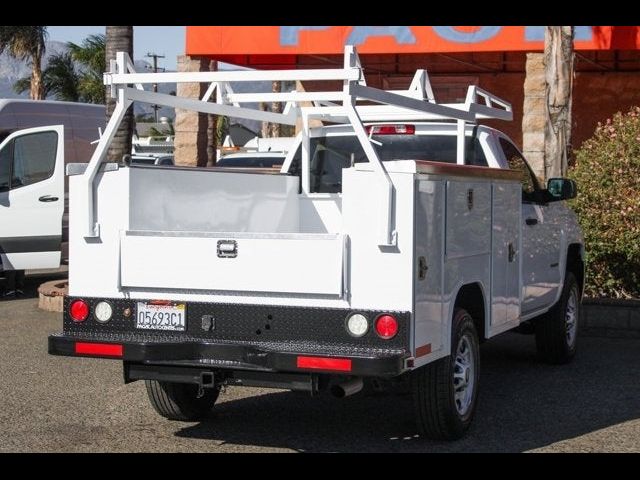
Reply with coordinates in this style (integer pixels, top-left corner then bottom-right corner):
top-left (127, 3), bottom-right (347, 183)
top-left (119, 231), bottom-right (345, 296)
top-left (490, 182), bottom-right (521, 331)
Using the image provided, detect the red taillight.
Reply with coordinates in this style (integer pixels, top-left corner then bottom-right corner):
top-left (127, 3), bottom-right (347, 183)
top-left (69, 300), bottom-right (89, 322)
top-left (375, 314), bottom-right (398, 339)
top-left (365, 124), bottom-right (415, 135)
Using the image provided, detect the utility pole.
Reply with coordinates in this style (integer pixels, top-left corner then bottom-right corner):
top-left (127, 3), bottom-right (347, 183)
top-left (146, 52), bottom-right (165, 122)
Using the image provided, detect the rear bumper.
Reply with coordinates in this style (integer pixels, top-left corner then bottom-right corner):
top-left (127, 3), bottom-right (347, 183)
top-left (48, 334), bottom-right (408, 377)
top-left (49, 296), bottom-right (411, 377)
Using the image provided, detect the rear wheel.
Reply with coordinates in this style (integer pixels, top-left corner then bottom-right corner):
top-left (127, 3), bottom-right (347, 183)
top-left (535, 272), bottom-right (580, 364)
top-left (145, 380), bottom-right (220, 421)
top-left (411, 308), bottom-right (480, 440)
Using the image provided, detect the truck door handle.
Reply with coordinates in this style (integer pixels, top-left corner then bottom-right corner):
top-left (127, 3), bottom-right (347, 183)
top-left (39, 195), bottom-right (59, 202)
top-left (418, 256), bottom-right (428, 280)
top-left (525, 217), bottom-right (538, 226)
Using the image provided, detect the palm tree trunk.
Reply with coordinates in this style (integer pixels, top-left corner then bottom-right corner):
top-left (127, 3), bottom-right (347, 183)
top-left (30, 49), bottom-right (44, 100)
top-left (105, 26), bottom-right (134, 163)
top-left (206, 59), bottom-right (218, 166)
top-left (544, 26), bottom-right (574, 179)
top-left (269, 80), bottom-right (282, 138)
top-left (261, 81), bottom-right (283, 138)
top-left (260, 102), bottom-right (269, 138)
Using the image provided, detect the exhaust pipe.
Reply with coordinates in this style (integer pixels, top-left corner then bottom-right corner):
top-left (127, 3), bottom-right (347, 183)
top-left (330, 377), bottom-right (364, 398)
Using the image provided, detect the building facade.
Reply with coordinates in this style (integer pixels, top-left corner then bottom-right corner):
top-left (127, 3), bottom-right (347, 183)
top-left (182, 26), bottom-right (640, 177)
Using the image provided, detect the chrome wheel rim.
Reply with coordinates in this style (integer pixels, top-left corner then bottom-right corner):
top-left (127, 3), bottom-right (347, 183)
top-left (565, 288), bottom-right (578, 348)
top-left (453, 334), bottom-right (475, 416)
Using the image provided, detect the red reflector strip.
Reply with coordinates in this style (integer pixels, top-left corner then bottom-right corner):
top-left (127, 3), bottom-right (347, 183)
top-left (416, 344), bottom-right (432, 358)
top-left (75, 342), bottom-right (123, 357)
top-left (296, 356), bottom-right (352, 372)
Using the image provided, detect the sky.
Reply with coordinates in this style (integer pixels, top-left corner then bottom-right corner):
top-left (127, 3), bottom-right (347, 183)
top-left (47, 26), bottom-right (185, 71)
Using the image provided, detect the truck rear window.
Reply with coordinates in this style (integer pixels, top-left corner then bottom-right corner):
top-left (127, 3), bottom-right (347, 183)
top-left (217, 156), bottom-right (285, 168)
top-left (290, 134), bottom-right (487, 193)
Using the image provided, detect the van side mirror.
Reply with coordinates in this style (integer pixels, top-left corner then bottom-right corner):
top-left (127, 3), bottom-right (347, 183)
top-left (547, 178), bottom-right (577, 201)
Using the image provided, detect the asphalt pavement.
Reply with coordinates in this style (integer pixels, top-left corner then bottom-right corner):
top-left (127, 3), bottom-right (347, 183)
top-left (0, 273), bottom-right (638, 452)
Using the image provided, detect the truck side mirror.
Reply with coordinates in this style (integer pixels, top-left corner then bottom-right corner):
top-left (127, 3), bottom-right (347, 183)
top-left (547, 178), bottom-right (577, 201)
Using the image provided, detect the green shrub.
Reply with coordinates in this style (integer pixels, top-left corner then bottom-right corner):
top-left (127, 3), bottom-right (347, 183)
top-left (570, 106), bottom-right (640, 298)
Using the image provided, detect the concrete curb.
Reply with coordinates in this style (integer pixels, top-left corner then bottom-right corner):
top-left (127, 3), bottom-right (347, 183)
top-left (581, 298), bottom-right (640, 338)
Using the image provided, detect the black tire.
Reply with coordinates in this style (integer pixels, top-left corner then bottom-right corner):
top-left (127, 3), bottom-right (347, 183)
top-left (535, 271), bottom-right (580, 365)
top-left (411, 308), bottom-right (480, 440)
top-left (145, 380), bottom-right (220, 421)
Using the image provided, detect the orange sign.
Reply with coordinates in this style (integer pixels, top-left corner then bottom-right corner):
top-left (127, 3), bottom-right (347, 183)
top-left (187, 26), bottom-right (640, 62)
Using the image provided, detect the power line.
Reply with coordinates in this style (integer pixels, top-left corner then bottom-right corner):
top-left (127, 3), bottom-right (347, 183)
top-left (146, 52), bottom-right (166, 122)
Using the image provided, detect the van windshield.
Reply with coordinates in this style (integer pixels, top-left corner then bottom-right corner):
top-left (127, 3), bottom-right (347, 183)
top-left (290, 134), bottom-right (487, 193)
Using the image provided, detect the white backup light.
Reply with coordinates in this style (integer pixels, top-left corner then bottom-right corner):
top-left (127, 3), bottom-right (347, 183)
top-left (94, 301), bottom-right (113, 323)
top-left (346, 313), bottom-right (369, 337)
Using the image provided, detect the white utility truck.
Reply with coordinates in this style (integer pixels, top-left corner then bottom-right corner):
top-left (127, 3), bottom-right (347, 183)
top-left (49, 47), bottom-right (584, 440)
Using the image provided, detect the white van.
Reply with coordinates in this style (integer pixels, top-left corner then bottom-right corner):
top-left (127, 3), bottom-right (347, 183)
top-left (0, 99), bottom-right (105, 272)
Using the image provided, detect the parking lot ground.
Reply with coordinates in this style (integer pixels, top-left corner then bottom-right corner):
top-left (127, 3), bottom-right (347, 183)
top-left (0, 280), bottom-right (638, 452)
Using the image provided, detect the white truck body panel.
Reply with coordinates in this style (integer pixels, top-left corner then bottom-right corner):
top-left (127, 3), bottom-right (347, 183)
top-left (120, 231), bottom-right (345, 295)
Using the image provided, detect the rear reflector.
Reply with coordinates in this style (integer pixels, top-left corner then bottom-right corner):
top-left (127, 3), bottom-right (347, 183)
top-left (366, 124), bottom-right (415, 135)
top-left (75, 342), bottom-right (123, 357)
top-left (416, 344), bottom-right (432, 357)
top-left (297, 356), bottom-right (352, 372)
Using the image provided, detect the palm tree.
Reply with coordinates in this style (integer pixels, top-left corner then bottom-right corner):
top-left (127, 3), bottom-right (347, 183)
top-left (105, 26), bottom-right (134, 163)
top-left (69, 34), bottom-right (105, 104)
top-left (13, 35), bottom-right (105, 104)
top-left (13, 52), bottom-right (80, 101)
top-left (0, 26), bottom-right (48, 100)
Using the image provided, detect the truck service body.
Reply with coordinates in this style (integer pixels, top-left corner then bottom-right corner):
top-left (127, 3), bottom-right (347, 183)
top-left (49, 47), bottom-right (584, 439)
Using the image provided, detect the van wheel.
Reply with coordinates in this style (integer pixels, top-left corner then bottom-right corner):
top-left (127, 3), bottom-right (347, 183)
top-left (411, 308), bottom-right (480, 440)
top-left (535, 272), bottom-right (580, 364)
top-left (145, 380), bottom-right (220, 421)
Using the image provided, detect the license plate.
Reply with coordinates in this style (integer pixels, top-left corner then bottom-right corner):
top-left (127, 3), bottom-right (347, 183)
top-left (136, 302), bottom-right (186, 331)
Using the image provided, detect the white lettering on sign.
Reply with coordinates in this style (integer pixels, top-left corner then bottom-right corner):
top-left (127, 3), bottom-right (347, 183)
top-left (280, 26), bottom-right (330, 46)
top-left (347, 26), bottom-right (416, 45)
top-left (278, 26), bottom-right (594, 47)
